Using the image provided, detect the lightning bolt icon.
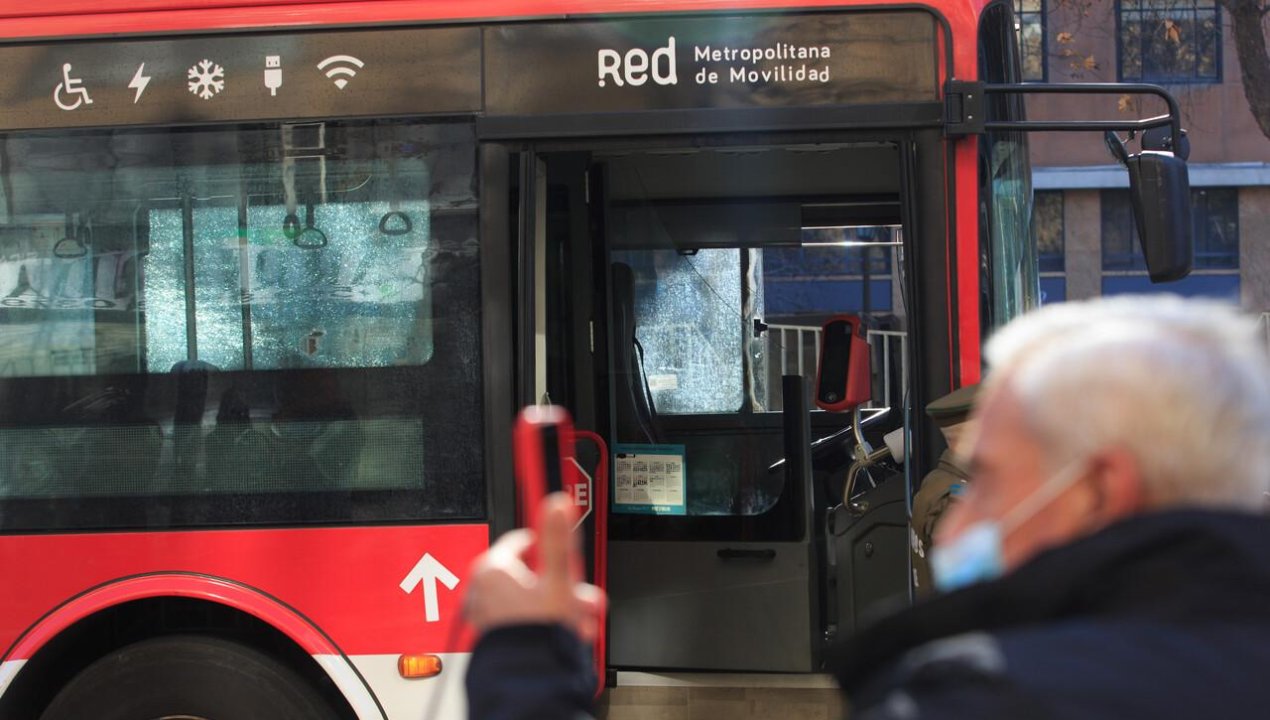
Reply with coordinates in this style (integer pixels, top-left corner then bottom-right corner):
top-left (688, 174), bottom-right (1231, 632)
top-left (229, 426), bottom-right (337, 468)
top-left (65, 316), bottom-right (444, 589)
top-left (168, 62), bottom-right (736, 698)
top-left (128, 63), bottom-right (151, 104)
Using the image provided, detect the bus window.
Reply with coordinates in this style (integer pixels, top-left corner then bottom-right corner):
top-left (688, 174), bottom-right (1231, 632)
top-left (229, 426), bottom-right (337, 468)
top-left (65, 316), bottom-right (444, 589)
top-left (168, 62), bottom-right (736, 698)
top-left (597, 145), bottom-right (906, 523)
top-left (610, 248), bottom-right (745, 415)
top-left (145, 197), bottom-right (435, 372)
top-left (0, 120), bottom-right (484, 530)
top-left (613, 235), bottom-right (902, 421)
top-left (759, 226), bottom-right (902, 412)
top-left (984, 137), bottom-right (1038, 324)
top-left (979, 2), bottom-right (1041, 328)
top-left (610, 225), bottom-right (904, 420)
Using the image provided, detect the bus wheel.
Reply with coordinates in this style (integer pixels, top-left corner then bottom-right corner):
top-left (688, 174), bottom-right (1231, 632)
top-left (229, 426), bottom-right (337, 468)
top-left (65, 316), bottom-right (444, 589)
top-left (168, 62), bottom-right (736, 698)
top-left (40, 635), bottom-right (344, 720)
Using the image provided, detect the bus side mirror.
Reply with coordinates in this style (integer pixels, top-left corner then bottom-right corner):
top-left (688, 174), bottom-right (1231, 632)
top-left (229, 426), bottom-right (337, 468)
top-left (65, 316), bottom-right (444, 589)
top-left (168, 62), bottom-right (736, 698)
top-left (1106, 131), bottom-right (1193, 284)
top-left (815, 315), bottom-right (871, 412)
top-left (1128, 151), bottom-right (1193, 283)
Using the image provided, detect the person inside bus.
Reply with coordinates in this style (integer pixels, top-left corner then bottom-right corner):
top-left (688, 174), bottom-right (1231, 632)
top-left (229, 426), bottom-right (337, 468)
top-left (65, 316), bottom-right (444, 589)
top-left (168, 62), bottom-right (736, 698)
top-left (909, 383), bottom-right (978, 598)
top-left (463, 294), bottom-right (1270, 720)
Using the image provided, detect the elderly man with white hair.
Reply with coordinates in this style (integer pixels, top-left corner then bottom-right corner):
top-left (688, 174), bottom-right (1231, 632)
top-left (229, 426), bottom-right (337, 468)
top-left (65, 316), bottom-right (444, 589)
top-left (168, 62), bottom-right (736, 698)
top-left (829, 294), bottom-right (1270, 719)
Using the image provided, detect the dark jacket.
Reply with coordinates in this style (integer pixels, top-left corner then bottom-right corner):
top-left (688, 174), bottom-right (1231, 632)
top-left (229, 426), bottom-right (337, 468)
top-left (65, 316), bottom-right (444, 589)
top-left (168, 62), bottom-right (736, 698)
top-left (832, 509), bottom-right (1270, 719)
top-left (465, 624), bottom-right (594, 720)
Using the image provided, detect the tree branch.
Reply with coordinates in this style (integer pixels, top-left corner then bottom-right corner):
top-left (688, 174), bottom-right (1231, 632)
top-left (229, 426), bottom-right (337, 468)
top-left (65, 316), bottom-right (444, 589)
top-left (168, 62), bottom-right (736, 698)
top-left (1217, 0), bottom-right (1270, 140)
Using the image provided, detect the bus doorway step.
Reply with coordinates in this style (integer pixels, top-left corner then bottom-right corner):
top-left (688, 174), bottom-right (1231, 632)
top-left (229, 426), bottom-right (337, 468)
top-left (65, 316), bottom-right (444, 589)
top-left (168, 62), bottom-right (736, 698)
top-left (598, 671), bottom-right (843, 719)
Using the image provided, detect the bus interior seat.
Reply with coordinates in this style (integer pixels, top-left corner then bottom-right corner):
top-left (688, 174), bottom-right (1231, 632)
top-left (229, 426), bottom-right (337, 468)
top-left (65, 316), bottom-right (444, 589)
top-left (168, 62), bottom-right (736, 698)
top-left (205, 384), bottom-right (272, 492)
top-left (59, 382), bottom-right (163, 494)
top-left (170, 360), bottom-right (217, 485)
top-left (610, 262), bottom-right (662, 444)
top-left (270, 369), bottom-right (365, 489)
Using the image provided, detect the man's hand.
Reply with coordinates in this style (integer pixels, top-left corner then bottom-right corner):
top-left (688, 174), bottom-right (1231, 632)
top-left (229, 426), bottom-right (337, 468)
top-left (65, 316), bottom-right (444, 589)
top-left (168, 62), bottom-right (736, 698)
top-left (464, 493), bottom-right (606, 642)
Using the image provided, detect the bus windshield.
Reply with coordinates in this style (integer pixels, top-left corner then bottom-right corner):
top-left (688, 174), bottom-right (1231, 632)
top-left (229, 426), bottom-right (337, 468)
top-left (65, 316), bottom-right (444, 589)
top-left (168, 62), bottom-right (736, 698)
top-left (0, 119), bottom-right (485, 531)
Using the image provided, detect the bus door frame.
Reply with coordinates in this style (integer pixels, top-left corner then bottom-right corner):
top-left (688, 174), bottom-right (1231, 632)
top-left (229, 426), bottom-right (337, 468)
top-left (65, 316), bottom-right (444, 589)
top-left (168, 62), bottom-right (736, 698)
top-left (488, 125), bottom-right (953, 671)
top-left (480, 142), bottom-right (518, 539)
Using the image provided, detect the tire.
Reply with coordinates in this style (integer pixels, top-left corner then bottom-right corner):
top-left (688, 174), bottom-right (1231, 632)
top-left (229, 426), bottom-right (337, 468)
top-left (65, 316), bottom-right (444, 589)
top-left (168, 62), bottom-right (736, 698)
top-left (40, 635), bottom-right (344, 720)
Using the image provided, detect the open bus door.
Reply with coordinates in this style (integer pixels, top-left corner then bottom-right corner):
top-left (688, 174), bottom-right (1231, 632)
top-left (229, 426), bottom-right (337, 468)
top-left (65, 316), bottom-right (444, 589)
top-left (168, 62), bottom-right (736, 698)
top-left (519, 138), bottom-right (928, 674)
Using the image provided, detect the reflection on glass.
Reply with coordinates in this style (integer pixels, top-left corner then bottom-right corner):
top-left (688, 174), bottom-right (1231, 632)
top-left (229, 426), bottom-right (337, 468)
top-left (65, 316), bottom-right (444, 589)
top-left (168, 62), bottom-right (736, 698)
top-left (1012, 0), bottom-right (1045, 81)
top-left (988, 137), bottom-right (1039, 326)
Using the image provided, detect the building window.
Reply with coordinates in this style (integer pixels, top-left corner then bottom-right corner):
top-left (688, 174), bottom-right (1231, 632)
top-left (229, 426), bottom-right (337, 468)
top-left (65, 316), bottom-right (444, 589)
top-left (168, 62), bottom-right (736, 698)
top-left (1190, 188), bottom-right (1240, 269)
top-left (1035, 191), bottom-right (1066, 302)
top-left (1118, 0), bottom-right (1221, 83)
top-left (1101, 187), bottom-right (1239, 297)
top-left (1101, 191), bottom-right (1139, 272)
top-left (1036, 191), bottom-right (1065, 273)
top-left (1014, 0), bottom-right (1047, 81)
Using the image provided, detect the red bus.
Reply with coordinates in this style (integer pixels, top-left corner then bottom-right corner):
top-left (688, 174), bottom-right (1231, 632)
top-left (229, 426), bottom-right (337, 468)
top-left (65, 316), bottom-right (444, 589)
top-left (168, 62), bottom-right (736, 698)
top-left (0, 1), bottom-right (1189, 717)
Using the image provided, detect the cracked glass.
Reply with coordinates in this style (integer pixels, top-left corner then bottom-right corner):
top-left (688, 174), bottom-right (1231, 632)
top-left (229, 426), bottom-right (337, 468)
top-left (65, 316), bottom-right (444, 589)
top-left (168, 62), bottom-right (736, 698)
top-left (0, 119), bottom-right (484, 530)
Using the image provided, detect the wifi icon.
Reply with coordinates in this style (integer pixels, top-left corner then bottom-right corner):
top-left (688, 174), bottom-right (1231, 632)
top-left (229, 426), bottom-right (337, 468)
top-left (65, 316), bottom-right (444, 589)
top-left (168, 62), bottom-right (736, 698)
top-left (317, 55), bottom-right (365, 89)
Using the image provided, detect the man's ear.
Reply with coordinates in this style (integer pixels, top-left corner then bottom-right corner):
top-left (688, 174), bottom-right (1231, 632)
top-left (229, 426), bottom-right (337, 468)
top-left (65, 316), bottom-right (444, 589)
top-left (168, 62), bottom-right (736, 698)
top-left (1088, 447), bottom-right (1146, 523)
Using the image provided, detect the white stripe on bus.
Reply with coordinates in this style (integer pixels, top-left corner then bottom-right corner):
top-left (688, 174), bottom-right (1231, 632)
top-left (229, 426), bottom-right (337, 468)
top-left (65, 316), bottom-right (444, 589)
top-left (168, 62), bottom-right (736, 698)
top-left (334, 653), bottom-right (470, 720)
top-left (0, 660), bottom-right (26, 701)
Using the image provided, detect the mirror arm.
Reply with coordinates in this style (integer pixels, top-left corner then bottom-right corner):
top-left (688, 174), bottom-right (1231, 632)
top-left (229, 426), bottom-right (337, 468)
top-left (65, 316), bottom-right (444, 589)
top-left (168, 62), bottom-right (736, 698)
top-left (944, 81), bottom-right (1184, 155)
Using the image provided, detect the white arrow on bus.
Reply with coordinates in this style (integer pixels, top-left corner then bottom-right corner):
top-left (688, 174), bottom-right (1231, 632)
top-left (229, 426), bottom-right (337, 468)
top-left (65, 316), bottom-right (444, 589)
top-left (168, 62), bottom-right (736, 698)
top-left (399, 553), bottom-right (461, 623)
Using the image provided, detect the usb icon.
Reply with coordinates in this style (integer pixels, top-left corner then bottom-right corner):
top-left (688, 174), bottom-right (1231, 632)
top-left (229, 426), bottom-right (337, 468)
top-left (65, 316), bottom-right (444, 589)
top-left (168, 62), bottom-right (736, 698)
top-left (264, 55), bottom-right (282, 96)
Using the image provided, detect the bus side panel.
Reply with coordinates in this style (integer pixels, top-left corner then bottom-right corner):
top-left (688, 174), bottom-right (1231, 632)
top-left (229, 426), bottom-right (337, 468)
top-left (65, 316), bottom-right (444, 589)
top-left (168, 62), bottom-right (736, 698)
top-left (954, 137), bottom-right (982, 384)
top-left (3, 572), bottom-right (385, 719)
top-left (0, 0), bottom-right (318, 17)
top-left (0, 525), bottom-right (487, 716)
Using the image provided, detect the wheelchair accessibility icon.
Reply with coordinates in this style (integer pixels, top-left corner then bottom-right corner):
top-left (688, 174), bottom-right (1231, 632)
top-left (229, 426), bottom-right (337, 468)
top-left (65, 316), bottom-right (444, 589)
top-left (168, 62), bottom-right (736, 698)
top-left (53, 63), bottom-right (93, 111)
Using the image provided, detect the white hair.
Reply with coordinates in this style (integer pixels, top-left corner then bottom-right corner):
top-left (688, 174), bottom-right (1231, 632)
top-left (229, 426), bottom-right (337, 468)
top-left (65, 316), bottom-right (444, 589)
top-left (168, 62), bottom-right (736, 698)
top-left (983, 295), bottom-right (1270, 510)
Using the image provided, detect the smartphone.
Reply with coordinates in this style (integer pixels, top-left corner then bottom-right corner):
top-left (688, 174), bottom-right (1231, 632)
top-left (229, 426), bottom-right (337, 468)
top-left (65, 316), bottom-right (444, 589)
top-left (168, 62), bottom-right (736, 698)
top-left (512, 405), bottom-right (578, 538)
top-left (513, 405), bottom-right (602, 688)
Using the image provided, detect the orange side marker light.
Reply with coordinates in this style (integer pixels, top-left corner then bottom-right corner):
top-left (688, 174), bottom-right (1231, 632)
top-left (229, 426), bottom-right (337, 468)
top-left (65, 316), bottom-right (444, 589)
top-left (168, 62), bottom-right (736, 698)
top-left (398, 653), bottom-right (444, 679)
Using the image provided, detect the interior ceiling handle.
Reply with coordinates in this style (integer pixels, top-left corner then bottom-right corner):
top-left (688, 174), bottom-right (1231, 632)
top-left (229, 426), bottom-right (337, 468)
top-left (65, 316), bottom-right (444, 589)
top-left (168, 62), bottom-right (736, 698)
top-left (281, 154), bottom-right (299, 239)
top-left (378, 151), bottom-right (413, 236)
top-left (379, 211), bottom-right (412, 236)
top-left (53, 212), bottom-right (88, 259)
top-left (291, 204), bottom-right (328, 250)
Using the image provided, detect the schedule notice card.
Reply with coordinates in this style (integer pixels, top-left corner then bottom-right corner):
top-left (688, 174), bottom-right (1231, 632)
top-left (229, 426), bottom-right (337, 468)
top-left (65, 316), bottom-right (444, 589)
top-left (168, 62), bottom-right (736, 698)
top-left (612, 444), bottom-right (687, 515)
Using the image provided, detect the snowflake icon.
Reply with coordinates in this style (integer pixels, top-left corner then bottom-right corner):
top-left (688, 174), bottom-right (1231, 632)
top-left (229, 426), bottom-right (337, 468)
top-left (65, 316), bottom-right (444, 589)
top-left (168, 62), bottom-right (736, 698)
top-left (187, 59), bottom-right (225, 100)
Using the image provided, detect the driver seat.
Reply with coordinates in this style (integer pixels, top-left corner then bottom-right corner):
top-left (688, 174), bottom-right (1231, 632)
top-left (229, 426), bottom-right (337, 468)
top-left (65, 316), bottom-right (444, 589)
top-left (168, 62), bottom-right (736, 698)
top-left (610, 262), bottom-right (662, 444)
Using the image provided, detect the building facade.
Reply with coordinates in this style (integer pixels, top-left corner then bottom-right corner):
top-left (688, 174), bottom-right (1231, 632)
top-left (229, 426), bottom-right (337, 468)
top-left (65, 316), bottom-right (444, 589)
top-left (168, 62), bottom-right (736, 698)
top-left (1018, 0), bottom-right (1270, 316)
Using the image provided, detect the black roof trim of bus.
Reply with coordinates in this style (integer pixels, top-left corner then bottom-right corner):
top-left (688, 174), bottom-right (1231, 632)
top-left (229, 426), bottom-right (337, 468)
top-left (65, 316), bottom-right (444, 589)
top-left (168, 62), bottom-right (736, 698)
top-left (476, 104), bottom-right (946, 140)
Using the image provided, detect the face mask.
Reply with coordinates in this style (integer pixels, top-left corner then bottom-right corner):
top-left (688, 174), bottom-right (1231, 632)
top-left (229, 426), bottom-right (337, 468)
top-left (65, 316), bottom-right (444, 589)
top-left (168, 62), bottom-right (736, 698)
top-left (930, 459), bottom-right (1087, 593)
